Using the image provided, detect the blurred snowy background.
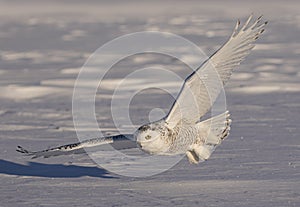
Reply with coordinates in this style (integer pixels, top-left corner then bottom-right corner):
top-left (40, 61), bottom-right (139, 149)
top-left (0, 0), bottom-right (299, 206)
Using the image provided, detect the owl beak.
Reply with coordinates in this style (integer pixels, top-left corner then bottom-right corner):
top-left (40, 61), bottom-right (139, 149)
top-left (137, 141), bottom-right (142, 149)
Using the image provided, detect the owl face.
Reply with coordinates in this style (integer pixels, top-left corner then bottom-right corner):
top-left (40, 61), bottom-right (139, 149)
top-left (135, 123), bottom-right (168, 154)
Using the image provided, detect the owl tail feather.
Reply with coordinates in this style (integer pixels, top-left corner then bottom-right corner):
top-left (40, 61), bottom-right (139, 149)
top-left (187, 111), bottom-right (231, 164)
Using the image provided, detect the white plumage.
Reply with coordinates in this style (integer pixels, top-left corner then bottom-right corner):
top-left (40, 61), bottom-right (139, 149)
top-left (17, 15), bottom-right (267, 164)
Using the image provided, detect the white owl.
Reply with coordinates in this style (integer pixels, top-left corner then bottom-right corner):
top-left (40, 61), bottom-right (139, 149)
top-left (17, 15), bottom-right (267, 164)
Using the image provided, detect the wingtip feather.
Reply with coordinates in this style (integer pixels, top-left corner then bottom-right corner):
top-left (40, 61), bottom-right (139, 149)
top-left (241, 14), bottom-right (253, 31)
top-left (231, 19), bottom-right (240, 38)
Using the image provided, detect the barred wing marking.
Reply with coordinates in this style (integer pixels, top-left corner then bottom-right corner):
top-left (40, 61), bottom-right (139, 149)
top-left (16, 134), bottom-right (135, 159)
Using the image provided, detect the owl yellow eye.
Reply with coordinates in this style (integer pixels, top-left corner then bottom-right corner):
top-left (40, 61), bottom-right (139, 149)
top-left (145, 135), bottom-right (152, 140)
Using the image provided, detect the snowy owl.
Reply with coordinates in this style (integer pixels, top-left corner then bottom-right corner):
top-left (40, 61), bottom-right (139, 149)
top-left (17, 15), bottom-right (267, 164)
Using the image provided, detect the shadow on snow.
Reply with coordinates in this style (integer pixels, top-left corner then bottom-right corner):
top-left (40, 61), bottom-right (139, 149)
top-left (0, 159), bottom-right (116, 178)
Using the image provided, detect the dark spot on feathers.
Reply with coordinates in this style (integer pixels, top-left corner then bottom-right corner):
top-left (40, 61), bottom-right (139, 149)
top-left (138, 125), bottom-right (150, 132)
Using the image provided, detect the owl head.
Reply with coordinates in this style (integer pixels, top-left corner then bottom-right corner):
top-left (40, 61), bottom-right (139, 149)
top-left (134, 121), bottom-right (169, 154)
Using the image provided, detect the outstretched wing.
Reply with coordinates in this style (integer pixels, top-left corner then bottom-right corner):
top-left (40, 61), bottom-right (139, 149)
top-left (165, 15), bottom-right (267, 127)
top-left (17, 134), bottom-right (136, 159)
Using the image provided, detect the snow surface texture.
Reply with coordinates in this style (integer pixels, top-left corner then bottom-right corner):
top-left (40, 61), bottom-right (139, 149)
top-left (0, 0), bottom-right (299, 206)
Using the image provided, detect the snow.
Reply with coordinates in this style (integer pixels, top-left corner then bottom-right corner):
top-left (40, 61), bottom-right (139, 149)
top-left (0, 0), bottom-right (299, 206)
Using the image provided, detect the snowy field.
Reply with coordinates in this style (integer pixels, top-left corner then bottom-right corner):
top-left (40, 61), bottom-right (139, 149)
top-left (0, 0), bottom-right (299, 206)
